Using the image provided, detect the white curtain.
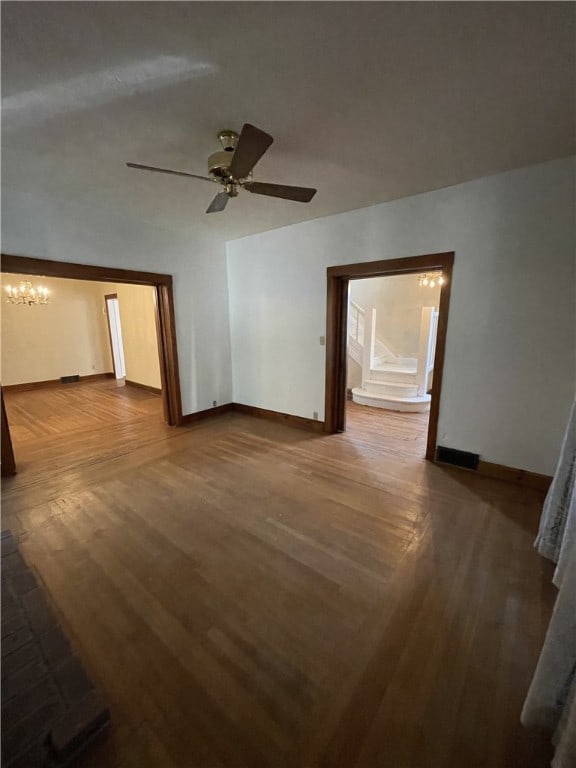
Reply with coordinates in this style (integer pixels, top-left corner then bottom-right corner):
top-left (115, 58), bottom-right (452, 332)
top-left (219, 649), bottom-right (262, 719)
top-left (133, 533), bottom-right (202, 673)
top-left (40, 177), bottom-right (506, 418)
top-left (521, 398), bottom-right (576, 768)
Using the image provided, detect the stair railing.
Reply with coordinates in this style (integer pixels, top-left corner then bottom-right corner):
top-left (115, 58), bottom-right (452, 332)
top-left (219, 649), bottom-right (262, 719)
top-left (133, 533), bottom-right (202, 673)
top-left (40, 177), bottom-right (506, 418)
top-left (348, 301), bottom-right (365, 367)
top-left (349, 301), bottom-right (437, 391)
top-left (349, 300), bottom-right (365, 345)
top-left (361, 307), bottom-right (377, 384)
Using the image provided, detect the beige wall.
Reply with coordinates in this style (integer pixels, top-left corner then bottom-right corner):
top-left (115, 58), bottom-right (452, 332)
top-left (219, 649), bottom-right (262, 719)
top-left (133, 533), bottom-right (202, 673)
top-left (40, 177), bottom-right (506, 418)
top-left (108, 283), bottom-right (161, 390)
top-left (2, 275), bottom-right (161, 390)
top-left (350, 274), bottom-right (441, 356)
top-left (1, 274), bottom-right (113, 386)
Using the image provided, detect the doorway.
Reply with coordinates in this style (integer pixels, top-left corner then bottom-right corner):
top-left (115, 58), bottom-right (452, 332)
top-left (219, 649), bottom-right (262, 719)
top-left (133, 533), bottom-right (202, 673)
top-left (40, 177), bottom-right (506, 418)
top-left (324, 252), bottom-right (454, 461)
top-left (1, 254), bottom-right (182, 475)
top-left (346, 272), bottom-right (441, 458)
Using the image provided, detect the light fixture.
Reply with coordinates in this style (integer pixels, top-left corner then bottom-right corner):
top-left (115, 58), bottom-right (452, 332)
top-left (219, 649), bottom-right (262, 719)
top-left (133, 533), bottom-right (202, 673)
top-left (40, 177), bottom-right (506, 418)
top-left (5, 280), bottom-right (50, 305)
top-left (418, 272), bottom-right (444, 288)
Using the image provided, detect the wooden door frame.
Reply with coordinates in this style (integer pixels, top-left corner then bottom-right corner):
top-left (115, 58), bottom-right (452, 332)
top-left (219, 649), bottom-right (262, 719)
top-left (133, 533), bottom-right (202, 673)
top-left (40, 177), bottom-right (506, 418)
top-left (1, 388), bottom-right (16, 476)
top-left (1, 254), bottom-right (183, 426)
top-left (325, 251), bottom-right (454, 461)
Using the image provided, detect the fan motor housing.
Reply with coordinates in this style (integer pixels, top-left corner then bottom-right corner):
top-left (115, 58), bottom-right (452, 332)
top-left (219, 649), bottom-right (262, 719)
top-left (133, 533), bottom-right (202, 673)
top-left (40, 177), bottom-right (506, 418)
top-left (208, 150), bottom-right (233, 179)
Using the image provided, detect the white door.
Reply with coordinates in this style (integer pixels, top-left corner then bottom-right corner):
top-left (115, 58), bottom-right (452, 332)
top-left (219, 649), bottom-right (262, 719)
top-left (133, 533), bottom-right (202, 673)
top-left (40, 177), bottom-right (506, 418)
top-left (105, 296), bottom-right (126, 379)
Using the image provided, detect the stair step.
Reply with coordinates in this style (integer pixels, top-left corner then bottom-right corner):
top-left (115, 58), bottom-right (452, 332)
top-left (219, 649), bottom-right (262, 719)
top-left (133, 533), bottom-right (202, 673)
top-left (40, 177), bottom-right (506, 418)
top-left (351, 387), bottom-right (431, 413)
top-left (363, 380), bottom-right (419, 397)
top-left (372, 364), bottom-right (417, 373)
top-left (370, 368), bottom-right (417, 383)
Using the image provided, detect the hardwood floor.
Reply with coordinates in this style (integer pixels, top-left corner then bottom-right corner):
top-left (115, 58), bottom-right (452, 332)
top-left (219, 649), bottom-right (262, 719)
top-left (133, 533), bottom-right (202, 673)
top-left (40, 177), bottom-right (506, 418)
top-left (345, 402), bottom-right (429, 458)
top-left (4, 379), bottom-right (163, 443)
top-left (2, 383), bottom-right (555, 767)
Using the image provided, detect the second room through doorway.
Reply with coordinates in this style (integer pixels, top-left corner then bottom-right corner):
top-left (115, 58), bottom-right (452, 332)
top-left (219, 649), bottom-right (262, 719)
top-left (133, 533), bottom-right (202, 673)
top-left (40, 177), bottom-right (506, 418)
top-left (346, 272), bottom-right (442, 458)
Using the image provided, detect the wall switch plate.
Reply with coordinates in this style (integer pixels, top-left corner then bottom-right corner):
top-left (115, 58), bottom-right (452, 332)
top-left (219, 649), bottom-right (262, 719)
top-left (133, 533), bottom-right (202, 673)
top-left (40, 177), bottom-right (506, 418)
top-left (313, 411), bottom-right (319, 420)
top-left (319, 336), bottom-right (325, 346)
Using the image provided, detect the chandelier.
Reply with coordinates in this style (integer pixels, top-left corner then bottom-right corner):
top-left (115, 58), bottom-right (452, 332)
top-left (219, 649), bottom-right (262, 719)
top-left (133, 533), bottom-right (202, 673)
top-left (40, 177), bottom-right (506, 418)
top-left (5, 280), bottom-right (50, 305)
top-left (418, 272), bottom-right (444, 288)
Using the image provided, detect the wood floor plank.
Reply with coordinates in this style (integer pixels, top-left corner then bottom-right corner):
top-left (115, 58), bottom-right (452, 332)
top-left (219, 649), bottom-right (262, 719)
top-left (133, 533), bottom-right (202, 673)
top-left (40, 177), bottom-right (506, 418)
top-left (1, 383), bottom-right (555, 767)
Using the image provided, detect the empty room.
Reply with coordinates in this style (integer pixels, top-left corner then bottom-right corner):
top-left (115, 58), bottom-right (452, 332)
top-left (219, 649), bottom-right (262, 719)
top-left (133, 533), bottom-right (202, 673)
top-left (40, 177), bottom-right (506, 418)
top-left (1, 3), bottom-right (575, 768)
top-left (1, 273), bottom-right (167, 482)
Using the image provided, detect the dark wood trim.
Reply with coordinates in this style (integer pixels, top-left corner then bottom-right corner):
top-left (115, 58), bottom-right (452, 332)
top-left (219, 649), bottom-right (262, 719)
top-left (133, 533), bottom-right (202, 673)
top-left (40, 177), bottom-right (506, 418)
top-left (3, 373), bottom-right (114, 392)
top-left (326, 253), bottom-right (456, 279)
top-left (182, 403), bottom-right (326, 433)
top-left (181, 402), bottom-right (325, 433)
top-left (1, 388), bottom-right (17, 476)
top-left (425, 256), bottom-right (454, 461)
top-left (2, 254), bottom-right (172, 287)
top-left (325, 252), bottom-right (455, 462)
top-left (104, 294), bottom-right (119, 379)
top-left (435, 458), bottom-right (552, 492)
top-left (232, 403), bottom-right (325, 433)
top-left (153, 288), bottom-right (170, 423)
top-left (477, 461), bottom-right (552, 492)
top-left (325, 274), bottom-right (349, 434)
top-left (125, 379), bottom-right (162, 395)
top-left (156, 283), bottom-right (182, 426)
top-left (3, 379), bottom-right (62, 393)
top-left (181, 403), bottom-right (234, 425)
top-left (1, 254), bottom-right (182, 427)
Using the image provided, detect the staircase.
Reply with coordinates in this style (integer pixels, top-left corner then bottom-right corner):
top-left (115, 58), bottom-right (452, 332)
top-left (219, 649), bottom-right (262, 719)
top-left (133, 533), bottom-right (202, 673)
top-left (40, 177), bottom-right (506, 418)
top-left (348, 301), bottom-right (438, 413)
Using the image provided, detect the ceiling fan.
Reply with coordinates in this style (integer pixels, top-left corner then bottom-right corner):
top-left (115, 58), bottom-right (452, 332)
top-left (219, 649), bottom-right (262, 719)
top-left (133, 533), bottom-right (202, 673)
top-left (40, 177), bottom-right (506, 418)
top-left (127, 123), bottom-right (317, 214)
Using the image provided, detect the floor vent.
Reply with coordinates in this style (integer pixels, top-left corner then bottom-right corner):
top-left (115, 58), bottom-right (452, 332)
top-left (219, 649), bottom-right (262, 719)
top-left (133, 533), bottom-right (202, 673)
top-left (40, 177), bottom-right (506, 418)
top-left (436, 446), bottom-right (479, 470)
top-left (60, 374), bottom-right (80, 384)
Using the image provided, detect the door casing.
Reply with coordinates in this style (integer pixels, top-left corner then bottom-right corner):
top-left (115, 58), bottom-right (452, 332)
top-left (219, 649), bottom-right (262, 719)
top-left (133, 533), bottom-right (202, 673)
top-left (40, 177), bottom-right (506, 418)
top-left (1, 253), bottom-right (182, 427)
top-left (324, 252), bottom-right (455, 461)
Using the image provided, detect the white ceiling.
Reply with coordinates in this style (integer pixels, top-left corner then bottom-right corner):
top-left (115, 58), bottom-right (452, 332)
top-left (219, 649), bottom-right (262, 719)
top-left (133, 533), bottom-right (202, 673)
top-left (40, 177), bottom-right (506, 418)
top-left (2, 2), bottom-right (574, 241)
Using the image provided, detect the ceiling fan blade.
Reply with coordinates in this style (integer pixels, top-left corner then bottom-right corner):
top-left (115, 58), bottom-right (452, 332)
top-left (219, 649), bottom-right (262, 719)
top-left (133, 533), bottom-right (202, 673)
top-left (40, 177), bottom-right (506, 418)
top-left (126, 163), bottom-right (213, 183)
top-left (243, 181), bottom-right (316, 203)
top-left (229, 124), bottom-right (274, 179)
top-left (206, 191), bottom-right (230, 214)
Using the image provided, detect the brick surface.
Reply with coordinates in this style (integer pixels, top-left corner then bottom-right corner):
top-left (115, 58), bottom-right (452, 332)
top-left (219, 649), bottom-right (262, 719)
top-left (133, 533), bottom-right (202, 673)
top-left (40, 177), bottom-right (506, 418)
top-left (11, 569), bottom-right (38, 596)
top-left (22, 588), bottom-right (57, 635)
top-left (1, 642), bottom-right (42, 680)
top-left (2, 587), bottom-right (19, 617)
top-left (39, 626), bottom-right (72, 667)
top-left (1, 551), bottom-right (27, 575)
top-left (1, 532), bottom-right (109, 766)
top-left (2, 610), bottom-right (27, 639)
top-left (1, 534), bottom-right (18, 556)
top-left (3, 658), bottom-right (49, 702)
top-left (2, 627), bottom-right (33, 657)
top-left (2, 677), bottom-right (61, 732)
top-left (3, 741), bottom-right (48, 768)
top-left (48, 691), bottom-right (110, 762)
top-left (53, 656), bottom-right (94, 705)
top-left (2, 699), bottom-right (64, 764)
